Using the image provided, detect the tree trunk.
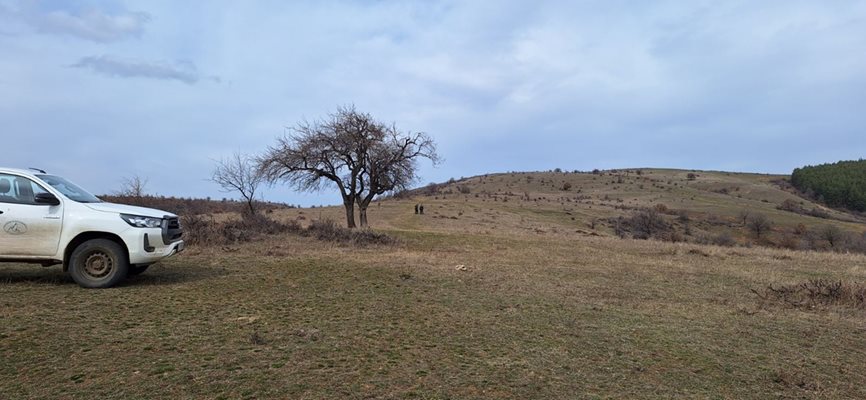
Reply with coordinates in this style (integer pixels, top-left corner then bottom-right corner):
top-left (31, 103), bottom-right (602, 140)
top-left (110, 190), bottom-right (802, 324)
top-left (343, 199), bottom-right (357, 228)
top-left (358, 206), bottom-right (368, 228)
top-left (357, 194), bottom-right (375, 228)
top-left (246, 199), bottom-right (256, 216)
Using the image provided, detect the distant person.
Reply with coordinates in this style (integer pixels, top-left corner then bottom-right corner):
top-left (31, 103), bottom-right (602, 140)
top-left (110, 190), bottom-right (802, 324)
top-left (419, 204), bottom-right (424, 215)
top-left (414, 204), bottom-right (419, 214)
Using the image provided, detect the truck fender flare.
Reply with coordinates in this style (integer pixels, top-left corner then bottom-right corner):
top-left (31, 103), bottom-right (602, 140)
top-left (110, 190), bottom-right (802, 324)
top-left (63, 232), bottom-right (130, 272)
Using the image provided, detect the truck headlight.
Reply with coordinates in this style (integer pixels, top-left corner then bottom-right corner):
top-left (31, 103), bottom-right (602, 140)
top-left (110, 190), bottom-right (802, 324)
top-left (121, 214), bottom-right (164, 228)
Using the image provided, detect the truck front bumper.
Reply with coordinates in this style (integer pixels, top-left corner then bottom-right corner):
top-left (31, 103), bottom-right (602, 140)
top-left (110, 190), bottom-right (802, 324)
top-left (126, 228), bottom-right (185, 265)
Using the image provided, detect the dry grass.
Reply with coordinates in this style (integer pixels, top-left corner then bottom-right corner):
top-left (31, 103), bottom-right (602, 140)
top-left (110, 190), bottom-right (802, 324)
top-left (3, 168), bottom-right (866, 398)
top-left (3, 229), bottom-right (866, 398)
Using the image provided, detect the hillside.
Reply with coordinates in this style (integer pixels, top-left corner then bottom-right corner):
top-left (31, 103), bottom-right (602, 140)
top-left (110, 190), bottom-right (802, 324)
top-left (276, 168), bottom-right (866, 251)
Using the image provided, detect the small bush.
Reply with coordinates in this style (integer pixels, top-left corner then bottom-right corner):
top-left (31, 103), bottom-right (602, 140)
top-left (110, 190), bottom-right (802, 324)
top-left (181, 214), bottom-right (222, 246)
top-left (712, 232), bottom-right (736, 247)
top-left (181, 214), bottom-right (395, 248)
top-left (819, 225), bottom-right (844, 248)
top-left (747, 213), bottom-right (773, 238)
top-left (794, 223), bottom-right (807, 235)
top-left (843, 233), bottom-right (866, 254)
top-left (182, 213), bottom-right (301, 247)
top-left (622, 208), bottom-right (671, 240)
top-left (305, 220), bottom-right (396, 246)
top-left (777, 199), bottom-right (800, 213)
top-left (778, 234), bottom-right (801, 250)
top-left (753, 279), bottom-right (866, 310)
top-left (695, 232), bottom-right (736, 247)
top-left (807, 207), bottom-right (830, 219)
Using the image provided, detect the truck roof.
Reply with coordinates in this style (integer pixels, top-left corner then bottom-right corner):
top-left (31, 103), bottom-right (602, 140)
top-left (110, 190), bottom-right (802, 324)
top-left (0, 167), bottom-right (44, 177)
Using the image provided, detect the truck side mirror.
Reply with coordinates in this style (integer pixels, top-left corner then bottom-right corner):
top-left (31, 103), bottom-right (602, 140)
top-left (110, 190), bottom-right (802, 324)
top-left (35, 192), bottom-right (60, 206)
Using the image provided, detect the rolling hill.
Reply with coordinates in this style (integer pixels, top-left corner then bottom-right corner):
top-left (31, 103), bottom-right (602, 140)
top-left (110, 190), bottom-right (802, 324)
top-left (278, 168), bottom-right (866, 251)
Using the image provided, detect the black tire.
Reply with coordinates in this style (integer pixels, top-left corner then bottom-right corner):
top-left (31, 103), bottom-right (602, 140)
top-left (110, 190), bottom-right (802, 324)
top-left (68, 239), bottom-right (128, 288)
top-left (128, 264), bottom-right (151, 276)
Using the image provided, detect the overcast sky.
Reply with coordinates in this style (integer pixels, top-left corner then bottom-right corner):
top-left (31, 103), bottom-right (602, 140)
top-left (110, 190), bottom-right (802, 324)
top-left (1, 1), bottom-right (865, 206)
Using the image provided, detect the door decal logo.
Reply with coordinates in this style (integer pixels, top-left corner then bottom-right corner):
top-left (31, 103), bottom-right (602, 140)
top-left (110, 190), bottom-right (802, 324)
top-left (3, 221), bottom-right (27, 235)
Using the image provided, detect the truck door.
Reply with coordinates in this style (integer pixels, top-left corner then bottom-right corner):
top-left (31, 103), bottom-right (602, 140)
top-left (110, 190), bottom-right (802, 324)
top-left (0, 174), bottom-right (64, 257)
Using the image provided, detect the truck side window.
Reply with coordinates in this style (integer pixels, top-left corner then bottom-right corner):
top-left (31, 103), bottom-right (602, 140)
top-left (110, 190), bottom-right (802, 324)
top-left (0, 173), bottom-right (50, 205)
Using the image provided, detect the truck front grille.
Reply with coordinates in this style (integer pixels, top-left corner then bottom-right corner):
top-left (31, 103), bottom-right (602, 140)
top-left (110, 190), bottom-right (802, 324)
top-left (167, 217), bottom-right (181, 230)
top-left (162, 216), bottom-right (183, 244)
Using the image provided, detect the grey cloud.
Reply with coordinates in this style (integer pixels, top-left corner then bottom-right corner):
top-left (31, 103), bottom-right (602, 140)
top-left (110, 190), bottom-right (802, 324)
top-left (3, 3), bottom-right (149, 42)
top-left (3, 1), bottom-right (866, 206)
top-left (72, 55), bottom-right (202, 84)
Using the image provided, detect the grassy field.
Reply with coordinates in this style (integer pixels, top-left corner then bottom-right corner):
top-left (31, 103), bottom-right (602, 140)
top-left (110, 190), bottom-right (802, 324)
top-left (3, 169), bottom-right (866, 399)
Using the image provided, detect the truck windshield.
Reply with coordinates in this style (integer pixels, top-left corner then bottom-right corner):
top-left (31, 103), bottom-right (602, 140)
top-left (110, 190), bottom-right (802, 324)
top-left (35, 174), bottom-right (102, 203)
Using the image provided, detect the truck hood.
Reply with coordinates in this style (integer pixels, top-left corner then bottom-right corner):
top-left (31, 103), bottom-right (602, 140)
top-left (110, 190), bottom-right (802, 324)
top-left (83, 202), bottom-right (177, 218)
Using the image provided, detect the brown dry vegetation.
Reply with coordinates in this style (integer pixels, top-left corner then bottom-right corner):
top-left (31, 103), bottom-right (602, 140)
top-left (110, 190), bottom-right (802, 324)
top-left (3, 168), bottom-right (866, 398)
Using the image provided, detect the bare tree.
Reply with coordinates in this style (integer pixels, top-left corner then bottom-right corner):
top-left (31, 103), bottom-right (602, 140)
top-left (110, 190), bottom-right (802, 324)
top-left (259, 106), bottom-right (438, 228)
top-left (747, 213), bottom-right (773, 238)
top-left (211, 152), bottom-right (265, 216)
top-left (117, 175), bottom-right (149, 198)
top-left (259, 107), bottom-right (385, 228)
top-left (354, 125), bottom-right (439, 227)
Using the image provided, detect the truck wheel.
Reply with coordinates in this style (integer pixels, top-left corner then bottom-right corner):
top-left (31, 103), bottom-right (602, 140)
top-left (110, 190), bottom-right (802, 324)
top-left (128, 264), bottom-right (151, 276)
top-left (68, 239), bottom-right (128, 288)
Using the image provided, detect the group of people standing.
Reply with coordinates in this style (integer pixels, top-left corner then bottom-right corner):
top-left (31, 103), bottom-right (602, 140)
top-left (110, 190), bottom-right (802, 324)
top-left (414, 204), bottom-right (425, 215)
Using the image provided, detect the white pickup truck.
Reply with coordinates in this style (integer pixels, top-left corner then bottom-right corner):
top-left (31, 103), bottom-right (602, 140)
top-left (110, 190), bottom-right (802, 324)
top-left (0, 167), bottom-right (184, 288)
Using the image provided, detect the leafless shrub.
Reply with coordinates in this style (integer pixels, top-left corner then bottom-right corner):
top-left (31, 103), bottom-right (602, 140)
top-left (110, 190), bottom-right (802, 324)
top-left (794, 223), bottom-right (807, 235)
top-left (752, 279), bottom-right (866, 310)
top-left (181, 214), bottom-right (300, 247)
top-left (747, 213), bottom-right (773, 238)
top-left (712, 232), bottom-right (736, 247)
top-left (778, 234), bottom-right (802, 250)
top-left (695, 232), bottom-right (736, 247)
top-left (305, 219), bottom-right (396, 246)
top-left (818, 225), bottom-right (844, 249)
top-left (844, 232), bottom-right (866, 254)
top-left (182, 214), bottom-right (394, 248)
top-left (777, 199), bottom-right (801, 213)
top-left (180, 214), bottom-right (222, 246)
top-left (807, 207), bottom-right (830, 219)
top-left (618, 208), bottom-right (672, 240)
